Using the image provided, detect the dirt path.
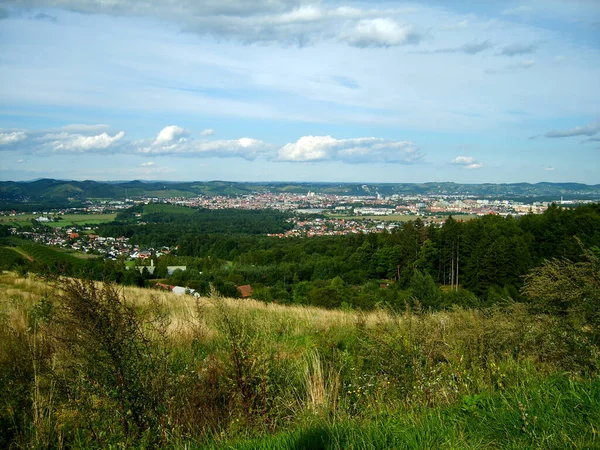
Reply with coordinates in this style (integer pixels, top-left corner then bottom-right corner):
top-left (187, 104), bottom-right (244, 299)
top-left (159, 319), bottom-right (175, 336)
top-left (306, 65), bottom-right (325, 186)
top-left (7, 246), bottom-right (34, 262)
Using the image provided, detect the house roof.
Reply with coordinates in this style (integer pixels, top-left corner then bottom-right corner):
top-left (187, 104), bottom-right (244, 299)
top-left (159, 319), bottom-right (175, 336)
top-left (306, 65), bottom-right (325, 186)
top-left (237, 284), bottom-right (253, 298)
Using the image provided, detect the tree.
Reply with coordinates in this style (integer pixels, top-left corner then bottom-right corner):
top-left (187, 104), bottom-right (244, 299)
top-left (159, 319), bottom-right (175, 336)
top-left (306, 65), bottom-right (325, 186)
top-left (522, 245), bottom-right (600, 344)
top-left (410, 270), bottom-right (442, 310)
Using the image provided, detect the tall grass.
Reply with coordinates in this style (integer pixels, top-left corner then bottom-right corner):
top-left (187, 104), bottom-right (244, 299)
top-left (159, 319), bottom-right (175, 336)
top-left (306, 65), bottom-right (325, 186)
top-left (0, 271), bottom-right (598, 449)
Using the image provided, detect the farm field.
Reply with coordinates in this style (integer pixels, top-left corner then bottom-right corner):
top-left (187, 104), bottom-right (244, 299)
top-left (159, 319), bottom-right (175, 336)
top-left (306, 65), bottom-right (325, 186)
top-left (0, 238), bottom-right (97, 268)
top-left (0, 213), bottom-right (117, 227)
top-left (1, 271), bottom-right (598, 449)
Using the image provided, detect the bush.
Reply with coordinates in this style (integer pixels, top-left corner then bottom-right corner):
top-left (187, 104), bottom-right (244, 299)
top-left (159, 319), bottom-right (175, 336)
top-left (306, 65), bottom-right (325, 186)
top-left (51, 279), bottom-right (169, 447)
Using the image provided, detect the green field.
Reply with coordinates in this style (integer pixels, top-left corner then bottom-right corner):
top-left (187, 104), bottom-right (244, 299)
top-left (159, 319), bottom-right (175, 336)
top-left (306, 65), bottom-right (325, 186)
top-left (1, 273), bottom-right (598, 449)
top-left (0, 213), bottom-right (117, 228)
top-left (0, 238), bottom-right (98, 269)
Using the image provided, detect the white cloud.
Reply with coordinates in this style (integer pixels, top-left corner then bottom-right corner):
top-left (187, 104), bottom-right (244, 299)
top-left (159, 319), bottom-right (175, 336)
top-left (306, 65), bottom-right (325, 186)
top-left (155, 125), bottom-right (188, 144)
top-left (200, 128), bottom-right (215, 136)
top-left (141, 161), bottom-right (154, 166)
top-left (0, 127), bottom-right (125, 154)
top-left (0, 131), bottom-right (27, 145)
top-left (42, 131), bottom-right (125, 152)
top-left (545, 120), bottom-right (600, 138)
top-left (139, 127), bottom-right (271, 159)
top-left (0, 124), bottom-right (270, 159)
top-left (340, 19), bottom-right (421, 47)
top-left (3, 1), bottom-right (422, 48)
top-left (451, 156), bottom-right (483, 169)
top-left (277, 135), bottom-right (424, 163)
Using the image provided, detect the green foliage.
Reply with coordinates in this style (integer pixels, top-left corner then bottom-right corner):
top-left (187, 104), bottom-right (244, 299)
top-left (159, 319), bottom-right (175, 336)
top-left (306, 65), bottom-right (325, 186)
top-left (410, 270), bottom-right (441, 309)
top-left (522, 244), bottom-right (600, 347)
top-left (51, 279), bottom-right (170, 447)
top-left (100, 207), bottom-right (294, 246)
top-left (212, 376), bottom-right (600, 450)
top-left (1, 272), bottom-right (600, 448)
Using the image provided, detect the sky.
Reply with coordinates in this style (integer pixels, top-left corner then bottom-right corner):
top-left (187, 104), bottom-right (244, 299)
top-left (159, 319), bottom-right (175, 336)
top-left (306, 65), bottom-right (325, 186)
top-left (0, 0), bottom-right (599, 184)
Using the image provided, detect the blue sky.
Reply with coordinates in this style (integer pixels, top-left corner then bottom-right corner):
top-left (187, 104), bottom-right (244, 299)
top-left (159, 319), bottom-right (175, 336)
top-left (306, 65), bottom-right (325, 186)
top-left (0, 0), bottom-right (599, 183)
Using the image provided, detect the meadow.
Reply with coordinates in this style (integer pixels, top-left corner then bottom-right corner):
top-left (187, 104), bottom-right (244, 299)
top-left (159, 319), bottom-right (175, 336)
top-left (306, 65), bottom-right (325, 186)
top-left (0, 213), bottom-right (117, 228)
top-left (1, 271), bottom-right (598, 449)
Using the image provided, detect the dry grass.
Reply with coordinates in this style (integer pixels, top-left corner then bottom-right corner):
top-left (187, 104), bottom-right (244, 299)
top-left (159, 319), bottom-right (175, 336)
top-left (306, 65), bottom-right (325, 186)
top-left (1, 270), bottom-right (598, 449)
top-left (0, 271), bottom-right (394, 339)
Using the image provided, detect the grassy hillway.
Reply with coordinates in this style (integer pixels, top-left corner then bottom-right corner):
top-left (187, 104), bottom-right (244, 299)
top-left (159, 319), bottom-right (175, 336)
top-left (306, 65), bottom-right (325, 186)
top-left (1, 271), bottom-right (598, 449)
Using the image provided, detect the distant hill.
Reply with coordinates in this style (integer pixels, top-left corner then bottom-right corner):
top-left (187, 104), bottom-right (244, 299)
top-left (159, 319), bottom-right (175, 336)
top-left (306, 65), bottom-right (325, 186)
top-left (1, 179), bottom-right (599, 204)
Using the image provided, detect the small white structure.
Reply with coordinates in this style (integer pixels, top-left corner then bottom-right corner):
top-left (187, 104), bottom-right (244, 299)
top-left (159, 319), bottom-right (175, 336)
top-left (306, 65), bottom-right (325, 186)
top-left (172, 286), bottom-right (200, 297)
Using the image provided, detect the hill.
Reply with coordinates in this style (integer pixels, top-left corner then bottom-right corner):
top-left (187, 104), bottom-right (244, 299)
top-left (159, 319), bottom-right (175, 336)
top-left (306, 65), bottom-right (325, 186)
top-left (1, 179), bottom-right (600, 205)
top-left (1, 271), bottom-right (598, 449)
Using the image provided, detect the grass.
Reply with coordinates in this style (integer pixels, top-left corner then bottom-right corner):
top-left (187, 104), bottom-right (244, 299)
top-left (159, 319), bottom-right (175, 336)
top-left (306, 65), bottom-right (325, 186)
top-left (0, 213), bottom-right (117, 228)
top-left (0, 272), bottom-right (598, 449)
top-left (211, 375), bottom-right (600, 449)
top-left (0, 241), bottom-right (94, 269)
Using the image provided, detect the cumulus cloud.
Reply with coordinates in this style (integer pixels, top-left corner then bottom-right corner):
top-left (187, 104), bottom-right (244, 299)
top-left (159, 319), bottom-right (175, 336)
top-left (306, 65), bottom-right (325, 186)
top-left (2, 125), bottom-right (429, 164)
top-left (0, 127), bottom-right (125, 154)
top-left (137, 126), bottom-right (271, 159)
top-left (200, 129), bottom-right (215, 136)
top-left (155, 125), bottom-right (188, 145)
top-left (340, 19), bottom-right (422, 47)
top-left (41, 131), bottom-right (125, 152)
top-left (499, 43), bottom-right (537, 57)
top-left (141, 137), bottom-right (270, 159)
top-left (545, 121), bottom-right (600, 138)
top-left (277, 135), bottom-right (424, 163)
top-left (0, 131), bottom-right (27, 145)
top-left (451, 156), bottom-right (483, 169)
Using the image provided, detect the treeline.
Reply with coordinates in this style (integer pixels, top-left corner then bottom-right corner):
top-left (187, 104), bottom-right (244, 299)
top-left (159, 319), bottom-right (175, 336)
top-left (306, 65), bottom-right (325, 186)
top-left (165, 204), bottom-right (600, 308)
top-left (2, 204), bottom-right (599, 310)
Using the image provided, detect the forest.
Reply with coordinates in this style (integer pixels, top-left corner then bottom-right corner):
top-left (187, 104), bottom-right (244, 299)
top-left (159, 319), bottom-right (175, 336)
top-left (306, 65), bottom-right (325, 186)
top-left (2, 203), bottom-right (599, 311)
